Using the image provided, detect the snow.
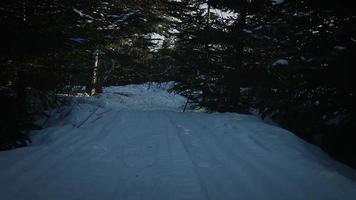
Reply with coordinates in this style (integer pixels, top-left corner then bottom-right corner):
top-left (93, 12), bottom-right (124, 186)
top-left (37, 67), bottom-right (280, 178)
top-left (168, 28), bottom-right (180, 34)
top-left (70, 37), bottom-right (87, 44)
top-left (273, 0), bottom-right (285, 5)
top-left (164, 15), bottom-right (182, 23)
top-left (242, 29), bottom-right (253, 34)
top-left (73, 8), bottom-right (94, 19)
top-left (253, 25), bottom-right (263, 30)
top-left (148, 33), bottom-right (166, 50)
top-left (199, 3), bottom-right (237, 20)
top-left (334, 46), bottom-right (346, 51)
top-left (98, 82), bottom-right (185, 111)
top-left (272, 59), bottom-right (289, 66)
top-left (1, 82), bottom-right (356, 200)
top-left (113, 11), bottom-right (137, 25)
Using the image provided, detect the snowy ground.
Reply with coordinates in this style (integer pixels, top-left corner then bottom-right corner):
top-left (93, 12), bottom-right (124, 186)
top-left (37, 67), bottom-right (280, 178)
top-left (0, 82), bottom-right (356, 200)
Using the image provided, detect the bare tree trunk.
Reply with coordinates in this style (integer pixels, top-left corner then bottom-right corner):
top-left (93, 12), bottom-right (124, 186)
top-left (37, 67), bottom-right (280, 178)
top-left (90, 51), bottom-right (100, 96)
top-left (207, 0), bottom-right (211, 26)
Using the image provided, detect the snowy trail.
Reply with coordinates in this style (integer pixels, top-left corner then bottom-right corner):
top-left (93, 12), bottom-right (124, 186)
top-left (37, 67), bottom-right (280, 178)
top-left (1, 83), bottom-right (356, 200)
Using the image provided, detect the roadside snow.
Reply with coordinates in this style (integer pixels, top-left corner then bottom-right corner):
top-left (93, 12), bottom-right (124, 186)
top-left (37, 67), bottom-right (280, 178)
top-left (1, 82), bottom-right (356, 200)
top-left (90, 82), bottom-right (186, 111)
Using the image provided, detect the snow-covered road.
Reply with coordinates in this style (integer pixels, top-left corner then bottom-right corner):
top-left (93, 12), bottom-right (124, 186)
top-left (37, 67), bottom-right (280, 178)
top-left (0, 83), bottom-right (355, 200)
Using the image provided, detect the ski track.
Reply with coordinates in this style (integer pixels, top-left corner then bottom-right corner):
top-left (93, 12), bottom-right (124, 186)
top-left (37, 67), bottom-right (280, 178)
top-left (1, 109), bottom-right (356, 199)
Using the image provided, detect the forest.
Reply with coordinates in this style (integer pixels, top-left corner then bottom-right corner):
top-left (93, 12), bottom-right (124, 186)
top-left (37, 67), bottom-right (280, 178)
top-left (0, 0), bottom-right (355, 171)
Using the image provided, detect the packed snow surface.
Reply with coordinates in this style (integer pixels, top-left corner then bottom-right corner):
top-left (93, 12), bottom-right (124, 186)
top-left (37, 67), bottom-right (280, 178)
top-left (1, 82), bottom-right (356, 200)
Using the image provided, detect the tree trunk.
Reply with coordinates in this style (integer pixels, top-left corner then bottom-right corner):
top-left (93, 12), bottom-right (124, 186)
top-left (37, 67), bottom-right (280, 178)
top-left (207, 1), bottom-right (211, 26)
top-left (90, 51), bottom-right (100, 96)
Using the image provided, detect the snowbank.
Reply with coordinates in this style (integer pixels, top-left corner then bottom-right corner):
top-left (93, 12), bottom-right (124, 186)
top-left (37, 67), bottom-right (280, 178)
top-left (72, 82), bottom-right (186, 111)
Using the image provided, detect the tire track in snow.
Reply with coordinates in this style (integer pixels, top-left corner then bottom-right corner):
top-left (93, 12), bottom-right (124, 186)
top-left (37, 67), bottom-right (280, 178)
top-left (189, 115), bottom-right (300, 200)
top-left (112, 110), bottom-right (206, 200)
top-left (164, 112), bottom-right (211, 200)
top-left (114, 110), bottom-right (162, 199)
top-left (153, 112), bottom-right (209, 199)
top-left (166, 112), bottom-right (306, 200)
top-left (187, 113), bottom-right (347, 200)
top-left (166, 112), bottom-right (254, 200)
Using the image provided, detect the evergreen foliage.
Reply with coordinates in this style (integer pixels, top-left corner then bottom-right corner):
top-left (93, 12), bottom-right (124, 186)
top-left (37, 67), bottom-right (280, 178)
top-left (169, 0), bottom-right (356, 167)
top-left (0, 0), bottom-right (168, 149)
